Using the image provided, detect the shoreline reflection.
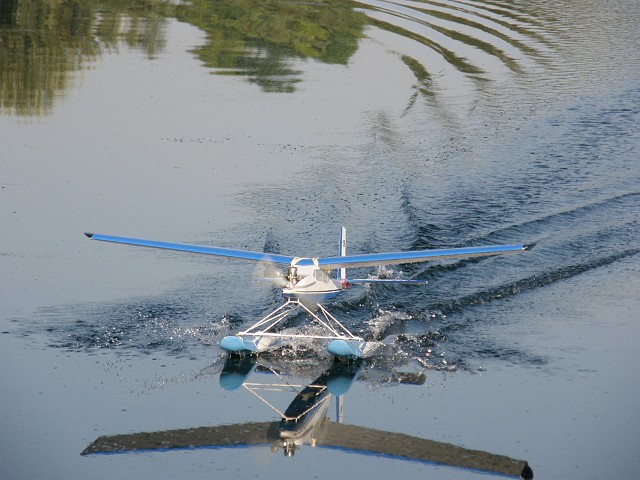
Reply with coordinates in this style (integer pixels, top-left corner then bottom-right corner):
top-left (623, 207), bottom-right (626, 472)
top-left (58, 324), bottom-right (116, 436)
top-left (2, 0), bottom-right (559, 116)
top-left (0, 0), bottom-right (365, 116)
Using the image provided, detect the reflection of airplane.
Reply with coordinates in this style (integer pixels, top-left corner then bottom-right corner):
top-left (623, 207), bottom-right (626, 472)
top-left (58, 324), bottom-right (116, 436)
top-left (85, 228), bottom-right (534, 359)
top-left (82, 357), bottom-right (533, 479)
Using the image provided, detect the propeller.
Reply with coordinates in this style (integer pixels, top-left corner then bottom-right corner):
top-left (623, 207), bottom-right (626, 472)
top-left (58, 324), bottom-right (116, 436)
top-left (252, 261), bottom-right (288, 288)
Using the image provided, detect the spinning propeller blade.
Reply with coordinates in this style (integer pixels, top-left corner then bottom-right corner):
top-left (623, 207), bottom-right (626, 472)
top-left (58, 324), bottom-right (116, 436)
top-left (253, 261), bottom-right (288, 287)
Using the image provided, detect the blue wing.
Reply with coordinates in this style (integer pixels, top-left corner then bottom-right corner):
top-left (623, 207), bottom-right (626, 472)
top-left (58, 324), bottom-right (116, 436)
top-left (84, 233), bottom-right (294, 264)
top-left (314, 243), bottom-right (536, 269)
top-left (85, 233), bottom-right (534, 267)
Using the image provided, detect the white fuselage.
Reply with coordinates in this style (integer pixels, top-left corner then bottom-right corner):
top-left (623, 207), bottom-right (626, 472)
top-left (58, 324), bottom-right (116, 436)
top-left (281, 265), bottom-right (342, 305)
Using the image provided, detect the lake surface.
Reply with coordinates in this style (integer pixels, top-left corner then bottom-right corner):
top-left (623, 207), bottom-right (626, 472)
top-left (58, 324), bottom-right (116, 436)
top-left (1, 0), bottom-right (639, 478)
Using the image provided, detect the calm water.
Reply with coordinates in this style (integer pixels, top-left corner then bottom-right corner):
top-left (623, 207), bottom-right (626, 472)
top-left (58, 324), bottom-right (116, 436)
top-left (1, 0), bottom-right (639, 479)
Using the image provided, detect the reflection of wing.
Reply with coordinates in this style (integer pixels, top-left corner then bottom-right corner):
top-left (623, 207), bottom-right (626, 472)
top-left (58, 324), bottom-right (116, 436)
top-left (316, 423), bottom-right (531, 479)
top-left (81, 421), bottom-right (531, 478)
top-left (85, 233), bottom-right (534, 268)
top-left (81, 422), bottom-right (279, 456)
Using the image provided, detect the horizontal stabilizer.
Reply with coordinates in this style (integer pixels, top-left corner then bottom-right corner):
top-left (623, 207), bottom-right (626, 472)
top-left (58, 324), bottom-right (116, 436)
top-left (346, 278), bottom-right (428, 284)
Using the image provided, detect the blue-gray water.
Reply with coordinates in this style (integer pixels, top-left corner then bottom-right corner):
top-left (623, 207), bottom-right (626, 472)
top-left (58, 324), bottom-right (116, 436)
top-left (1, 1), bottom-right (639, 478)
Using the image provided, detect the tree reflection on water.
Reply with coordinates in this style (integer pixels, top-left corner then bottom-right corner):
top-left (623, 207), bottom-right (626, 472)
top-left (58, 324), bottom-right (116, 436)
top-left (0, 0), bottom-right (168, 115)
top-left (0, 0), bottom-right (367, 115)
top-left (1, 0), bottom-right (560, 116)
top-left (177, 0), bottom-right (366, 92)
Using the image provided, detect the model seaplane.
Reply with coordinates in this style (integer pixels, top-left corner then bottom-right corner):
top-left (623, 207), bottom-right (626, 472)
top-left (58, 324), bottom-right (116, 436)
top-left (84, 228), bottom-right (535, 359)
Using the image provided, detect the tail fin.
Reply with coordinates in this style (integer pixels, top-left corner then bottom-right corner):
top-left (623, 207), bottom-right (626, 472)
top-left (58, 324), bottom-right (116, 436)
top-left (338, 226), bottom-right (347, 281)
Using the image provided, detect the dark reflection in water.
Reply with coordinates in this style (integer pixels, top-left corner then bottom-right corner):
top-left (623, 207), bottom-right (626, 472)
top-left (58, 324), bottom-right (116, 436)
top-left (0, 0), bottom-right (170, 115)
top-left (0, 0), bottom-right (366, 114)
top-left (3, 0), bottom-right (638, 115)
top-left (1, 0), bottom-right (578, 115)
top-left (176, 0), bottom-right (366, 92)
top-left (5, 0), bottom-right (633, 116)
top-left (82, 355), bottom-right (533, 479)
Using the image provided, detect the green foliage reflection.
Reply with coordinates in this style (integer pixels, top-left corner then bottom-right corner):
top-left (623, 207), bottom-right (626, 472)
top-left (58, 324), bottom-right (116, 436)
top-left (1, 0), bottom-right (94, 116)
top-left (176, 0), bottom-right (365, 92)
top-left (0, 0), bottom-right (174, 115)
top-left (0, 0), bottom-right (366, 115)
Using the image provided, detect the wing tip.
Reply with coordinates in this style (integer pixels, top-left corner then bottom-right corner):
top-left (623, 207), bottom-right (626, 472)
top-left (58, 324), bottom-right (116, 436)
top-left (523, 242), bottom-right (536, 251)
top-left (521, 462), bottom-right (534, 479)
top-left (84, 232), bottom-right (95, 239)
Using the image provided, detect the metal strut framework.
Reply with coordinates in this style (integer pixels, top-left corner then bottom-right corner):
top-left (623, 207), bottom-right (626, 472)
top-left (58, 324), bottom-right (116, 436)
top-left (242, 380), bottom-right (330, 422)
top-left (238, 299), bottom-right (363, 342)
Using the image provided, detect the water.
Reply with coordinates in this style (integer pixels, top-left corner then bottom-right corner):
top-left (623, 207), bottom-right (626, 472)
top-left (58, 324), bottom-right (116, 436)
top-left (1, 1), bottom-right (639, 479)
